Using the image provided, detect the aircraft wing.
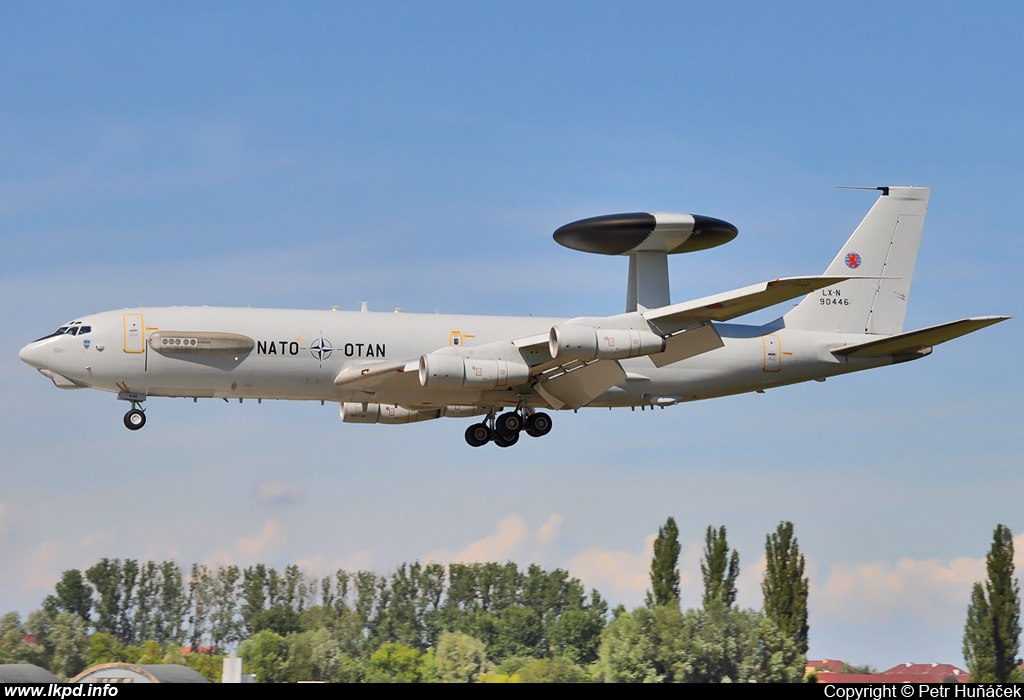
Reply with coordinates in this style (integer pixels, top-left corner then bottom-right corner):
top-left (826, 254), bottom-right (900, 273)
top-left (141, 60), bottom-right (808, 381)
top-left (643, 276), bottom-right (851, 335)
top-left (831, 316), bottom-right (1010, 358)
top-left (331, 276), bottom-right (855, 409)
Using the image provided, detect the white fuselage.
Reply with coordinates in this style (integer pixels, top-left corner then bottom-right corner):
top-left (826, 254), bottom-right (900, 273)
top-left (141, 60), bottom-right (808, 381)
top-left (19, 306), bottom-right (890, 412)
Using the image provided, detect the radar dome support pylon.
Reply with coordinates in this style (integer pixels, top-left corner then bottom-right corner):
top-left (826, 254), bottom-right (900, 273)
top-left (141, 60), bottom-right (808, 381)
top-left (553, 212), bottom-right (739, 312)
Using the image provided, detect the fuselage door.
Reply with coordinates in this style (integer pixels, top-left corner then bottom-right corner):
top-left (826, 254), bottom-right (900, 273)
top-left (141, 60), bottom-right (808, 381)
top-left (762, 334), bottom-right (781, 372)
top-left (124, 313), bottom-right (145, 354)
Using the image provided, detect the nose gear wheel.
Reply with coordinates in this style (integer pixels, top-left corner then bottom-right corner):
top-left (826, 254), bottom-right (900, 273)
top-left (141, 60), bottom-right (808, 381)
top-left (124, 408), bottom-right (146, 431)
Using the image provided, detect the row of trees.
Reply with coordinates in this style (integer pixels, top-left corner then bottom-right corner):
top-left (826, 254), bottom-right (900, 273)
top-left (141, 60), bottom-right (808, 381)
top-left (0, 519), bottom-right (811, 681)
top-left (626, 519), bottom-right (809, 682)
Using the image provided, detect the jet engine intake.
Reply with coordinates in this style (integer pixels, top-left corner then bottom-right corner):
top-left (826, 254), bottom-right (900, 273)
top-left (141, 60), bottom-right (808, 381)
top-left (340, 402), bottom-right (440, 424)
top-left (418, 353), bottom-right (531, 390)
top-left (549, 324), bottom-right (665, 362)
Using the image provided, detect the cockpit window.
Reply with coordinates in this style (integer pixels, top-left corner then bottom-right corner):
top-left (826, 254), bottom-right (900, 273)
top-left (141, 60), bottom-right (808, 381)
top-left (34, 322), bottom-right (84, 342)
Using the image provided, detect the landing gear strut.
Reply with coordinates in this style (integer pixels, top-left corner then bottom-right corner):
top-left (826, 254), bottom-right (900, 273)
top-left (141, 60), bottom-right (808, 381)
top-left (463, 407), bottom-right (552, 447)
top-left (118, 390), bottom-right (147, 431)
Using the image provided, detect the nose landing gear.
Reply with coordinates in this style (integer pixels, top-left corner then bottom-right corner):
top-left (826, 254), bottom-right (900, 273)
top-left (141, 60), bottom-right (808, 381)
top-left (464, 408), bottom-right (552, 447)
top-left (117, 390), bottom-right (147, 431)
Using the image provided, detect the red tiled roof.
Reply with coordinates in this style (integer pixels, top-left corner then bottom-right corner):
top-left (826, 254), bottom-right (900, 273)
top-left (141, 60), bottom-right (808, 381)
top-left (808, 659), bottom-right (848, 673)
top-left (880, 663), bottom-right (968, 681)
top-left (811, 673), bottom-right (879, 684)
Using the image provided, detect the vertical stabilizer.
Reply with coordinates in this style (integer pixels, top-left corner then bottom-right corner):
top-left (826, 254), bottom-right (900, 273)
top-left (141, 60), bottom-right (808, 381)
top-left (784, 186), bottom-right (930, 335)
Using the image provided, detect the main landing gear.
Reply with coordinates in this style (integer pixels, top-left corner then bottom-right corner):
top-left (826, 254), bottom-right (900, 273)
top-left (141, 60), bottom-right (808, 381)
top-left (464, 409), bottom-right (552, 448)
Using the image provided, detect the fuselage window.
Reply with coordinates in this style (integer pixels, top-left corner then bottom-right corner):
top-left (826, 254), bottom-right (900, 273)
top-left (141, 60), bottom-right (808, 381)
top-left (66, 326), bottom-right (79, 336)
top-left (78, 326), bottom-right (91, 335)
top-left (56, 326), bottom-right (69, 335)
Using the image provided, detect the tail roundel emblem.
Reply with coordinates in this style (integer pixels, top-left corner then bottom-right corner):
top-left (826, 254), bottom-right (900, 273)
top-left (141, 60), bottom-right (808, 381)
top-left (845, 252), bottom-right (862, 269)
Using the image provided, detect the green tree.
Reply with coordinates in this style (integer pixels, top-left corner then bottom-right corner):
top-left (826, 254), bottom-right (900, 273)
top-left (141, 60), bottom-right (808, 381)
top-left (86, 559), bottom-right (123, 637)
top-left (118, 559), bottom-right (139, 643)
top-left (963, 524), bottom-right (1022, 683)
top-left (647, 517), bottom-right (681, 607)
top-left (701, 525), bottom-right (739, 609)
top-left (0, 612), bottom-right (42, 666)
top-left (367, 642), bottom-right (434, 683)
top-left (210, 565), bottom-right (242, 651)
top-left (43, 570), bottom-right (93, 627)
top-left (133, 561), bottom-right (158, 643)
top-left (761, 521), bottom-right (809, 655)
top-left (308, 628), bottom-right (342, 681)
top-left (42, 612), bottom-right (89, 680)
top-left (596, 607), bottom-right (664, 682)
top-left (492, 606), bottom-right (543, 660)
top-left (745, 615), bottom-right (805, 683)
top-left (547, 604), bottom-right (607, 665)
top-left (181, 650), bottom-right (227, 682)
top-left (284, 631), bottom-right (313, 682)
top-left (87, 632), bottom-right (127, 666)
top-left (187, 564), bottom-right (213, 651)
top-left (435, 631), bottom-right (489, 683)
top-left (157, 561), bottom-right (187, 645)
top-left (237, 629), bottom-right (289, 683)
top-left (516, 656), bottom-right (586, 683)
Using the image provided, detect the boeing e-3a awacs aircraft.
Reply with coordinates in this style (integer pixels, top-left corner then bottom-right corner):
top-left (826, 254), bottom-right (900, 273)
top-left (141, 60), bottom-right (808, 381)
top-left (19, 186), bottom-right (1008, 447)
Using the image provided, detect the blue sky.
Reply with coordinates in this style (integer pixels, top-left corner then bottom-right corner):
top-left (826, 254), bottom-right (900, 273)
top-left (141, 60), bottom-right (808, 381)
top-left (1, 2), bottom-right (1021, 669)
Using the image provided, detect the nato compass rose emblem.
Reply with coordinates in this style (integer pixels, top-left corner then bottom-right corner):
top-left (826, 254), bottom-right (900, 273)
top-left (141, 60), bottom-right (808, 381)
top-left (845, 252), bottom-right (862, 269)
top-left (310, 336), bottom-right (333, 366)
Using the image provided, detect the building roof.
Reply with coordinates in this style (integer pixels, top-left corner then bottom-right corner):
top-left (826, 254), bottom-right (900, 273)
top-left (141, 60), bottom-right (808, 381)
top-left (70, 663), bottom-right (210, 683)
top-left (807, 659), bottom-right (849, 674)
top-left (881, 663), bottom-right (969, 681)
top-left (811, 673), bottom-right (881, 684)
top-left (0, 664), bottom-right (62, 683)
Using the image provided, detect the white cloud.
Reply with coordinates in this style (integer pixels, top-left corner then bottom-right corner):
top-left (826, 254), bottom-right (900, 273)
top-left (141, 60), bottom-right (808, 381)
top-left (817, 556), bottom-right (984, 627)
top-left (21, 531), bottom-right (114, 592)
top-left (815, 533), bottom-right (1024, 629)
top-left (535, 514), bottom-right (565, 545)
top-left (425, 514), bottom-right (529, 564)
top-left (237, 520), bottom-right (283, 556)
top-left (568, 534), bottom-right (658, 605)
top-left (203, 519), bottom-right (287, 567)
top-left (294, 551), bottom-right (374, 577)
top-left (255, 480), bottom-right (304, 504)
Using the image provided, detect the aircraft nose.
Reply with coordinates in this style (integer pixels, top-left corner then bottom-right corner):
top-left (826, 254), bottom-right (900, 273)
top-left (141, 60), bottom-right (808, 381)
top-left (19, 341), bottom-right (47, 370)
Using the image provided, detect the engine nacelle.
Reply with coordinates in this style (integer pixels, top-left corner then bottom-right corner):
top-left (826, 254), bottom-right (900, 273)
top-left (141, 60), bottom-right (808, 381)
top-left (418, 353), bottom-right (531, 390)
top-left (549, 324), bottom-right (665, 362)
top-left (340, 402), bottom-right (440, 424)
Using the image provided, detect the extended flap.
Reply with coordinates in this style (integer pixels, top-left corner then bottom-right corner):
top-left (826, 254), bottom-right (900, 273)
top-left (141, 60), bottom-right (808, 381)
top-left (536, 361), bottom-right (626, 410)
top-left (650, 322), bottom-right (725, 368)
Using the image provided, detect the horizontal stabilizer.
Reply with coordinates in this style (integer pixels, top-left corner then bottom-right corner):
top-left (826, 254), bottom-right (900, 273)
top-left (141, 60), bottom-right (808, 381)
top-left (831, 316), bottom-right (1010, 358)
top-left (644, 276), bottom-right (851, 334)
